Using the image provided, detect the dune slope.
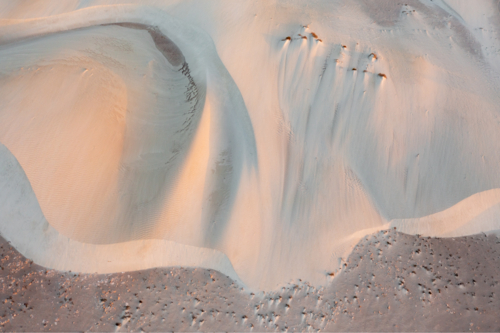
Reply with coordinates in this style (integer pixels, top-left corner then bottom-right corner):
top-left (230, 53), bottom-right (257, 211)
top-left (0, 1), bottom-right (500, 290)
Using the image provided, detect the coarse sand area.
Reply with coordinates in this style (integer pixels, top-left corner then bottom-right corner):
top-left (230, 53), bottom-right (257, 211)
top-left (0, 230), bottom-right (499, 331)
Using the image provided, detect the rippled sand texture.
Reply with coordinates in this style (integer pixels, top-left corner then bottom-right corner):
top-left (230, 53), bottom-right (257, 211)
top-left (0, 1), bottom-right (500, 291)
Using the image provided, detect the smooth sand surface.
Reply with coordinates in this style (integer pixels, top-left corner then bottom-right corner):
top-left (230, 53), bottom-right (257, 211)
top-left (0, 1), bottom-right (500, 291)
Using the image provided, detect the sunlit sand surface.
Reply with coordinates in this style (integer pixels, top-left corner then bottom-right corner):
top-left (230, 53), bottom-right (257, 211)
top-left (0, 1), bottom-right (499, 292)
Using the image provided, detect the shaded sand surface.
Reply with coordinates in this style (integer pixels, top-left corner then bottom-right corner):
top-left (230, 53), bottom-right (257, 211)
top-left (1, 230), bottom-right (499, 332)
top-left (103, 23), bottom-right (185, 66)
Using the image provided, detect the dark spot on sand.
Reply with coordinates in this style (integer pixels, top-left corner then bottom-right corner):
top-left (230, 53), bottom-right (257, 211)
top-left (104, 22), bottom-right (185, 66)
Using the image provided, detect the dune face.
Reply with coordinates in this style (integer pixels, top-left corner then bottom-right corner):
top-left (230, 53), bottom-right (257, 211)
top-left (0, 24), bottom-right (206, 244)
top-left (0, 1), bottom-right (500, 291)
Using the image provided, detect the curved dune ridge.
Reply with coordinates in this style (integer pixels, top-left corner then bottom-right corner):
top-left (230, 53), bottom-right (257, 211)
top-left (0, 1), bottom-right (500, 291)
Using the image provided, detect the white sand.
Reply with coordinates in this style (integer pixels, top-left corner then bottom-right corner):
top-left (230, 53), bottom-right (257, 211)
top-left (0, 1), bottom-right (499, 291)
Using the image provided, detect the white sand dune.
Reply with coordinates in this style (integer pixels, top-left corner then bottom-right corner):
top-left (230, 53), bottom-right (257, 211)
top-left (390, 188), bottom-right (500, 238)
top-left (0, 143), bottom-right (242, 285)
top-left (0, 1), bottom-right (500, 291)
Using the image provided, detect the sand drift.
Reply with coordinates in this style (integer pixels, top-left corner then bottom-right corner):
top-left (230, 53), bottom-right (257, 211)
top-left (0, 1), bottom-right (500, 291)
